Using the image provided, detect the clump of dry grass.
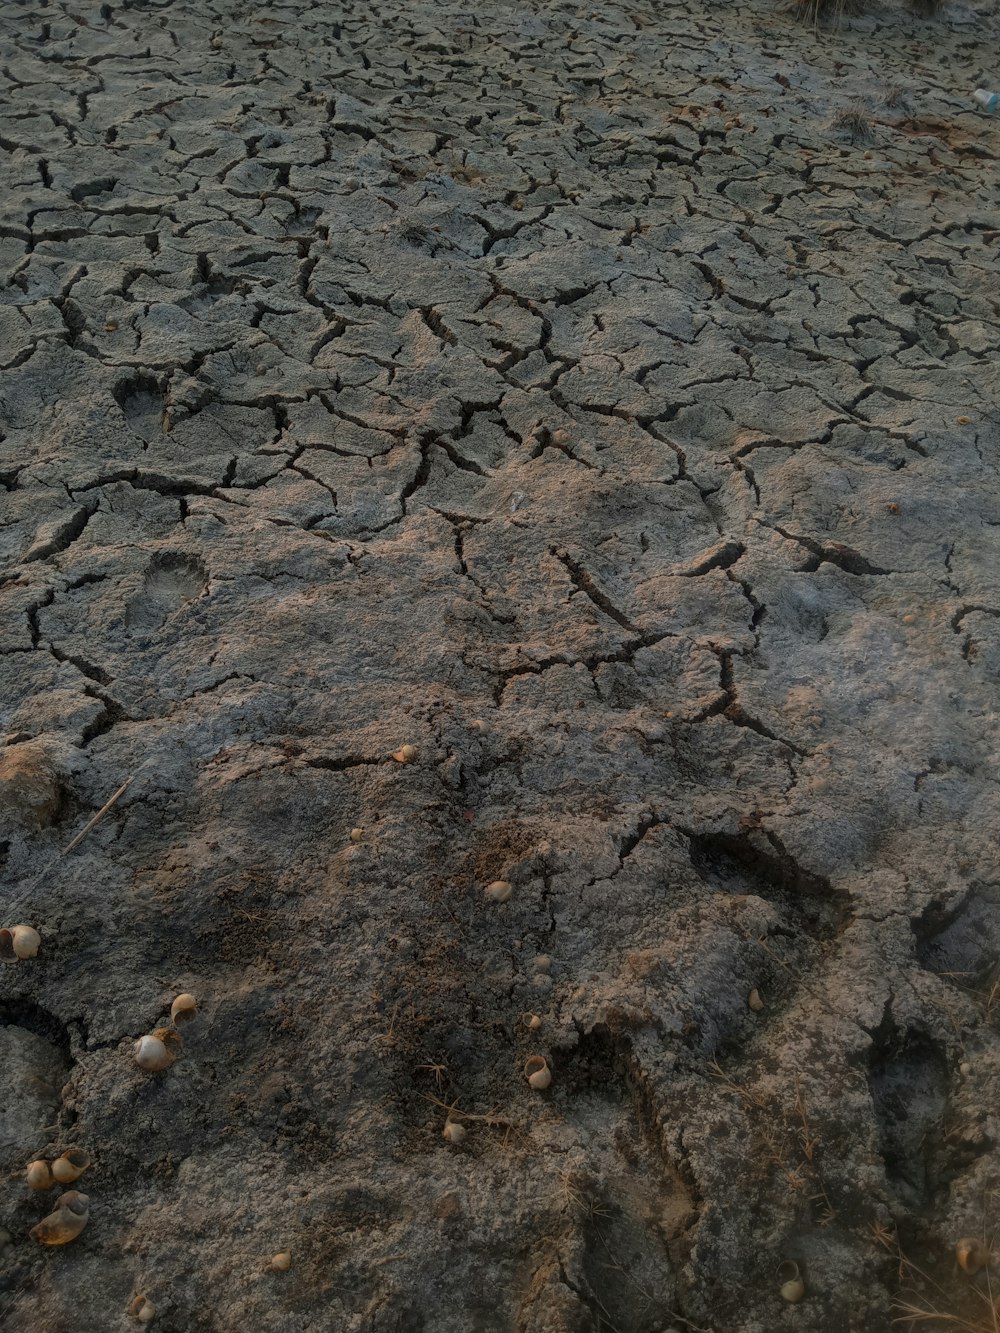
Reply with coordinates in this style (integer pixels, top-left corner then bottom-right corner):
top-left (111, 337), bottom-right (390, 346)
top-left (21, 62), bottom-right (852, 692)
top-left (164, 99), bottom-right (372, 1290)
top-left (787, 0), bottom-right (866, 23)
top-left (908, 0), bottom-right (944, 16)
top-left (833, 104), bottom-right (876, 145)
top-left (886, 1216), bottom-right (1000, 1332)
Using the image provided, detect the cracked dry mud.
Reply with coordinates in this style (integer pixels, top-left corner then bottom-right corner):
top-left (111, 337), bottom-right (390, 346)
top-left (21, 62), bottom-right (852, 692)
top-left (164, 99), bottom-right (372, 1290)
top-left (0, 0), bottom-right (999, 1329)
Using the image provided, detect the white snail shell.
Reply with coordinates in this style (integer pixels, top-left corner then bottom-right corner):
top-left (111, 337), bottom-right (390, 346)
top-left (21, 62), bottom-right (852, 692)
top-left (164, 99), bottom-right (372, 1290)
top-left (7, 925), bottom-right (41, 959)
top-left (778, 1262), bottom-right (805, 1303)
top-left (134, 1034), bottom-right (175, 1071)
top-left (129, 1295), bottom-right (156, 1323)
top-left (391, 744), bottom-right (418, 763)
top-left (442, 1121), bottom-right (466, 1145)
top-left (524, 1055), bottom-right (551, 1090)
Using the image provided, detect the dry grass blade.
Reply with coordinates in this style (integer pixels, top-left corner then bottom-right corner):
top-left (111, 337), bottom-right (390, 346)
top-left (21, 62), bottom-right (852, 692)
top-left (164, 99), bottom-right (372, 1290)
top-left (3, 760), bottom-right (152, 926)
top-left (62, 767), bottom-right (147, 855)
top-left (788, 0), bottom-right (867, 23)
top-left (893, 1301), bottom-right (990, 1330)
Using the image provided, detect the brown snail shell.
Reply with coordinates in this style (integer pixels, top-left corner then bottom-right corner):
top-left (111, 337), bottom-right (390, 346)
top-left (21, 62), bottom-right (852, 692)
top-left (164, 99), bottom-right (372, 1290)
top-left (271, 1251), bottom-right (292, 1272)
top-left (51, 1148), bottom-right (90, 1184)
top-left (956, 1237), bottom-right (990, 1274)
top-left (170, 993), bottom-right (197, 1025)
top-left (442, 1120), bottom-right (466, 1145)
top-left (523, 1013), bottom-right (542, 1031)
top-left (51, 1148), bottom-right (91, 1184)
top-left (30, 1191), bottom-right (89, 1246)
top-left (26, 1159), bottom-right (53, 1190)
top-left (129, 1296), bottom-right (156, 1323)
top-left (524, 1055), bottom-right (552, 1090)
top-left (748, 988), bottom-right (764, 1012)
top-left (390, 744), bottom-right (418, 763)
top-left (484, 880), bottom-right (512, 903)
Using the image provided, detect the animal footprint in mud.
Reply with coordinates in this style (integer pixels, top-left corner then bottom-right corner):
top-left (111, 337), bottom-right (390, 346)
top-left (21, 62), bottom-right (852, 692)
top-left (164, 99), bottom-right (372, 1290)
top-left (115, 374), bottom-right (167, 444)
top-left (125, 553), bottom-right (208, 632)
top-left (867, 1031), bottom-right (947, 1209)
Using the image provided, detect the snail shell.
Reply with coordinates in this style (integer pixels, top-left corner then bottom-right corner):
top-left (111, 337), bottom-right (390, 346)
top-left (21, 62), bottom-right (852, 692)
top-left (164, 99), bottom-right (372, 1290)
top-left (956, 1237), bottom-right (990, 1274)
top-left (271, 1251), bottom-right (292, 1272)
top-left (484, 880), bottom-right (512, 903)
top-left (523, 1013), bottom-right (542, 1031)
top-left (524, 1055), bottom-right (551, 1090)
top-left (391, 744), bottom-right (418, 764)
top-left (51, 1148), bottom-right (91, 1184)
top-left (30, 1191), bottom-right (89, 1246)
top-left (748, 988), bottom-right (764, 1012)
top-left (778, 1261), bottom-right (805, 1303)
top-left (349, 827), bottom-right (364, 843)
top-left (12, 925), bottom-right (41, 959)
top-left (2, 924), bottom-right (41, 959)
top-left (170, 993), bottom-right (197, 1025)
top-left (26, 1159), bottom-right (53, 1190)
top-left (134, 1034), bottom-right (175, 1072)
top-left (442, 1120), bottom-right (466, 1145)
top-left (129, 1295), bottom-right (156, 1323)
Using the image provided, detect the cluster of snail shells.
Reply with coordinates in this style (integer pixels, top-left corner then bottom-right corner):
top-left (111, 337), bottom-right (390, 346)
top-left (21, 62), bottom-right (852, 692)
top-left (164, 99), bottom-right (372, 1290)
top-left (26, 1148), bottom-right (91, 1191)
top-left (134, 994), bottom-right (197, 1071)
top-left (30, 1190), bottom-right (89, 1245)
top-left (0, 924), bottom-right (40, 959)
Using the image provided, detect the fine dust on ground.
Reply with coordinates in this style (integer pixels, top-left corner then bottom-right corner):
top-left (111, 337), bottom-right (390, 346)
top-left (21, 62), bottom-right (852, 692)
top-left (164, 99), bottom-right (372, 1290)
top-left (1, 0), bottom-right (999, 1329)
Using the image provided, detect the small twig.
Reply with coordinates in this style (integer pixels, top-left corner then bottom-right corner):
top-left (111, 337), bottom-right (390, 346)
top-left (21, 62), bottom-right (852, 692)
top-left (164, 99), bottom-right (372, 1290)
top-left (63, 766), bottom-right (149, 855)
top-left (423, 1093), bottom-right (516, 1127)
top-left (4, 761), bottom-right (152, 923)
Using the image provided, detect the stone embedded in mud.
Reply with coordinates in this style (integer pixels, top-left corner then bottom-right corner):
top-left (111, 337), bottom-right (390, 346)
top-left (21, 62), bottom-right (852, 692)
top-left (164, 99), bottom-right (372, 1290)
top-left (0, 741), bottom-right (62, 829)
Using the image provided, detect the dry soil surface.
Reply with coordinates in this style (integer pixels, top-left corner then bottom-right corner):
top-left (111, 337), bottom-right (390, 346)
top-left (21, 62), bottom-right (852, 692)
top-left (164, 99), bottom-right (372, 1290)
top-left (1, 0), bottom-right (1000, 1330)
